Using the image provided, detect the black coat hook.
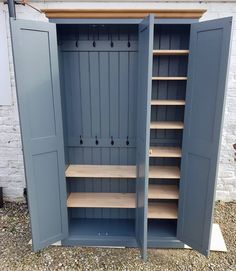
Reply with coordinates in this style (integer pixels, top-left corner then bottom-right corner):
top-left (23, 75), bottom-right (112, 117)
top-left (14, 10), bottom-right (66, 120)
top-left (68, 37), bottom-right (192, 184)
top-left (127, 31), bottom-right (131, 47)
top-left (95, 136), bottom-right (99, 145)
top-left (126, 136), bottom-right (129, 146)
top-left (109, 27), bottom-right (114, 48)
top-left (76, 40), bottom-right (79, 48)
top-left (111, 136), bottom-right (114, 146)
top-left (127, 30), bottom-right (131, 48)
top-left (80, 135), bottom-right (83, 145)
top-left (92, 25), bottom-right (96, 48)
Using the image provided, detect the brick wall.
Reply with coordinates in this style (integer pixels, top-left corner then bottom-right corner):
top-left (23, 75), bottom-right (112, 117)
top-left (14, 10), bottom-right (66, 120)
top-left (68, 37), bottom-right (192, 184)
top-left (0, 1), bottom-right (235, 201)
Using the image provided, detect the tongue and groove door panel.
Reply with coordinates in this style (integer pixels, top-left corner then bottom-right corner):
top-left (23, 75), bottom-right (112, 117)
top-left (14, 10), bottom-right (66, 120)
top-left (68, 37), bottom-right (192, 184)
top-left (177, 17), bottom-right (232, 256)
top-left (136, 14), bottom-right (154, 260)
top-left (10, 19), bottom-right (68, 251)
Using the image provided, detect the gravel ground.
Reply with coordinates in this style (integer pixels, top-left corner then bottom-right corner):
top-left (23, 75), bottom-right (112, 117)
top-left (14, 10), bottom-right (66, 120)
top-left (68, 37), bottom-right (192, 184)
top-left (0, 201), bottom-right (235, 271)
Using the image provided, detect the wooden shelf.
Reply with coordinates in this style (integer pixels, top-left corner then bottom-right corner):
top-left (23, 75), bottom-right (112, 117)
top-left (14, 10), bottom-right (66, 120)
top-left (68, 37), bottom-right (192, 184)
top-left (149, 166), bottom-right (180, 179)
top-left (148, 185), bottom-right (179, 199)
top-left (153, 50), bottom-right (189, 56)
top-left (149, 147), bottom-right (181, 158)
top-left (152, 77), bottom-right (187, 80)
top-left (148, 202), bottom-right (178, 219)
top-left (67, 193), bottom-right (136, 208)
top-left (65, 165), bottom-right (136, 178)
top-left (42, 9), bottom-right (206, 20)
top-left (151, 100), bottom-right (185, 106)
top-left (150, 121), bottom-right (184, 129)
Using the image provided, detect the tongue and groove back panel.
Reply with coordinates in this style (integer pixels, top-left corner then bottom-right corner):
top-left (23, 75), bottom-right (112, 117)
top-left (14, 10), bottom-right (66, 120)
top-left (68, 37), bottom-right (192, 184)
top-left (57, 24), bottom-right (190, 219)
top-left (150, 25), bottom-right (190, 175)
top-left (58, 25), bottom-right (138, 219)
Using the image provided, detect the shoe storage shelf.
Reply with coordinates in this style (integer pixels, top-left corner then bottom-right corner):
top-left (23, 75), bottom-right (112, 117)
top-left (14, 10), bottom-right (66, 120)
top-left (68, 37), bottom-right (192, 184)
top-left (10, 9), bottom-right (232, 260)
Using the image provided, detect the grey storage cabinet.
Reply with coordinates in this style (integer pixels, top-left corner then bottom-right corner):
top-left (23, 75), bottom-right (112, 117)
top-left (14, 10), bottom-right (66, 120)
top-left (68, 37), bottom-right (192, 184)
top-left (10, 14), bottom-right (232, 259)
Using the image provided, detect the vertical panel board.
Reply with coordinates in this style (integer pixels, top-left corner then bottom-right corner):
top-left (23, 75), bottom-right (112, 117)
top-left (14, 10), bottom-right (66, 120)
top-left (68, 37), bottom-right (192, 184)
top-left (178, 17), bottom-right (232, 256)
top-left (73, 52), bottom-right (84, 214)
top-left (100, 52), bottom-right (111, 218)
top-left (119, 52), bottom-right (129, 218)
top-left (63, 52), bottom-right (83, 139)
top-left (109, 52), bottom-right (120, 219)
top-left (128, 52), bottom-right (138, 199)
top-left (136, 15), bottom-right (154, 260)
top-left (79, 52), bottom-right (93, 218)
top-left (62, 52), bottom-right (73, 140)
top-left (10, 19), bottom-right (68, 251)
top-left (79, 52), bottom-right (92, 138)
top-left (59, 26), bottom-right (138, 220)
top-left (90, 52), bottom-right (101, 138)
top-left (58, 50), bottom-right (69, 166)
top-left (89, 52), bottom-right (102, 218)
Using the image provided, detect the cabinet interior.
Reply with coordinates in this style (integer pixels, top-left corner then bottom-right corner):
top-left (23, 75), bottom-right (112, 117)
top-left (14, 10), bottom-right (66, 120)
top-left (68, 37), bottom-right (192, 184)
top-left (148, 24), bottom-right (190, 239)
top-left (57, 23), bottom-right (190, 244)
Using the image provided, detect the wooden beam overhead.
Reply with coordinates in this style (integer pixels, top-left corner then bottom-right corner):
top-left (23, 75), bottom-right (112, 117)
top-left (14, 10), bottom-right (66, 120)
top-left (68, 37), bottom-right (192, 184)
top-left (41, 9), bottom-right (206, 19)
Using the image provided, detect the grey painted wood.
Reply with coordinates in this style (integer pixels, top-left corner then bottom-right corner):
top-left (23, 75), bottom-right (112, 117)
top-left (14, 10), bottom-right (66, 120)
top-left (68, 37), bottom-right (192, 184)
top-left (151, 25), bottom-right (189, 145)
top-left (136, 15), bottom-right (154, 260)
top-left (150, 25), bottom-right (189, 180)
top-left (177, 17), bottom-right (232, 256)
top-left (60, 40), bottom-right (138, 51)
top-left (57, 24), bottom-right (138, 41)
top-left (58, 50), bottom-right (69, 167)
top-left (10, 19), bottom-right (68, 251)
top-left (59, 26), bottom-right (137, 220)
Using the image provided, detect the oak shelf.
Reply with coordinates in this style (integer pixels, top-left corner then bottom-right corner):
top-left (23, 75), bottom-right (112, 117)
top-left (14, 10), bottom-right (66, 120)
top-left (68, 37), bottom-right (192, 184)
top-left (148, 202), bottom-right (178, 219)
top-left (153, 49), bottom-right (189, 55)
top-left (67, 192), bottom-right (136, 208)
top-left (149, 166), bottom-right (180, 179)
top-left (65, 165), bottom-right (136, 178)
top-left (151, 99), bottom-right (185, 106)
top-left (150, 121), bottom-right (184, 130)
top-left (148, 184), bottom-right (179, 199)
top-left (42, 9), bottom-right (206, 20)
top-left (149, 146), bottom-right (181, 158)
top-left (152, 76), bottom-right (187, 81)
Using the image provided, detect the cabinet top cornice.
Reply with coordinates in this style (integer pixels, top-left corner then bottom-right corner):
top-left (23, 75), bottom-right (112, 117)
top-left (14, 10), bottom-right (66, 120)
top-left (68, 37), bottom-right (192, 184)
top-left (41, 9), bottom-right (206, 19)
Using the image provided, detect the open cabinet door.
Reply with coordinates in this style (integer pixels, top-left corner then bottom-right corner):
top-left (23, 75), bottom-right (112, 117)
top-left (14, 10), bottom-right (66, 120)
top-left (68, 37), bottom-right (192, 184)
top-left (136, 14), bottom-right (154, 260)
top-left (10, 19), bottom-right (68, 251)
top-left (177, 17), bottom-right (232, 256)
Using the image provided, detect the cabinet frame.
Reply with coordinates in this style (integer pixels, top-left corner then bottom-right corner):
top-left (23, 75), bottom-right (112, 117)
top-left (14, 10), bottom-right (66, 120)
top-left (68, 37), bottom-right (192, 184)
top-left (10, 14), bottom-right (231, 259)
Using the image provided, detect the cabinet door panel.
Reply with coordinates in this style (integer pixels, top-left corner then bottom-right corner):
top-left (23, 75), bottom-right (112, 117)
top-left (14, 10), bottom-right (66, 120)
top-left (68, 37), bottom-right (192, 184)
top-left (10, 19), bottom-right (68, 251)
top-left (177, 17), bottom-right (232, 256)
top-left (136, 14), bottom-right (154, 260)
